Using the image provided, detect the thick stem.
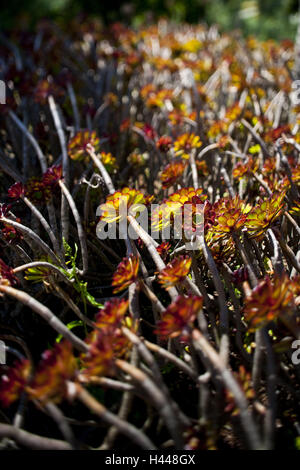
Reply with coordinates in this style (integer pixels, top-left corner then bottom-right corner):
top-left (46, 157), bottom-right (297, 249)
top-left (22, 196), bottom-right (61, 256)
top-left (121, 327), bottom-right (191, 429)
top-left (8, 110), bottom-right (48, 172)
top-left (48, 95), bottom-right (69, 242)
top-left (127, 215), bottom-right (178, 300)
top-left (189, 149), bottom-right (199, 189)
top-left (0, 423), bottom-right (71, 450)
top-left (241, 119), bottom-right (268, 158)
top-left (86, 144), bottom-right (115, 194)
top-left (199, 236), bottom-right (229, 343)
top-left (232, 232), bottom-right (258, 287)
top-left (67, 82), bottom-right (80, 131)
top-left (59, 180), bottom-right (88, 274)
top-left (116, 359), bottom-right (184, 449)
top-left (0, 216), bottom-right (61, 266)
top-left (44, 402), bottom-right (77, 449)
top-left (261, 328), bottom-right (277, 450)
top-left (145, 340), bottom-right (198, 381)
top-left (0, 285), bottom-right (88, 353)
top-left (192, 329), bottom-right (263, 449)
top-left (75, 383), bottom-right (156, 450)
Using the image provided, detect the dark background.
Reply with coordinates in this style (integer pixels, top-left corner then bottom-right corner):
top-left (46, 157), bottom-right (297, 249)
top-left (0, 0), bottom-right (300, 39)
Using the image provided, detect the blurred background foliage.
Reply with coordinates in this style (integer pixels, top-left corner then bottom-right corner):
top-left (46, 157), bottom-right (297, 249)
top-left (1, 0), bottom-right (300, 40)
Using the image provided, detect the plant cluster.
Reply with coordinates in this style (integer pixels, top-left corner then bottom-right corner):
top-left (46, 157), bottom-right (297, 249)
top-left (0, 18), bottom-right (299, 450)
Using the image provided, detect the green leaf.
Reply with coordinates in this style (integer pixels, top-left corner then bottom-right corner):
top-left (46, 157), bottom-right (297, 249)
top-left (234, 287), bottom-right (242, 298)
top-left (56, 320), bottom-right (84, 343)
top-left (61, 238), bottom-right (103, 310)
